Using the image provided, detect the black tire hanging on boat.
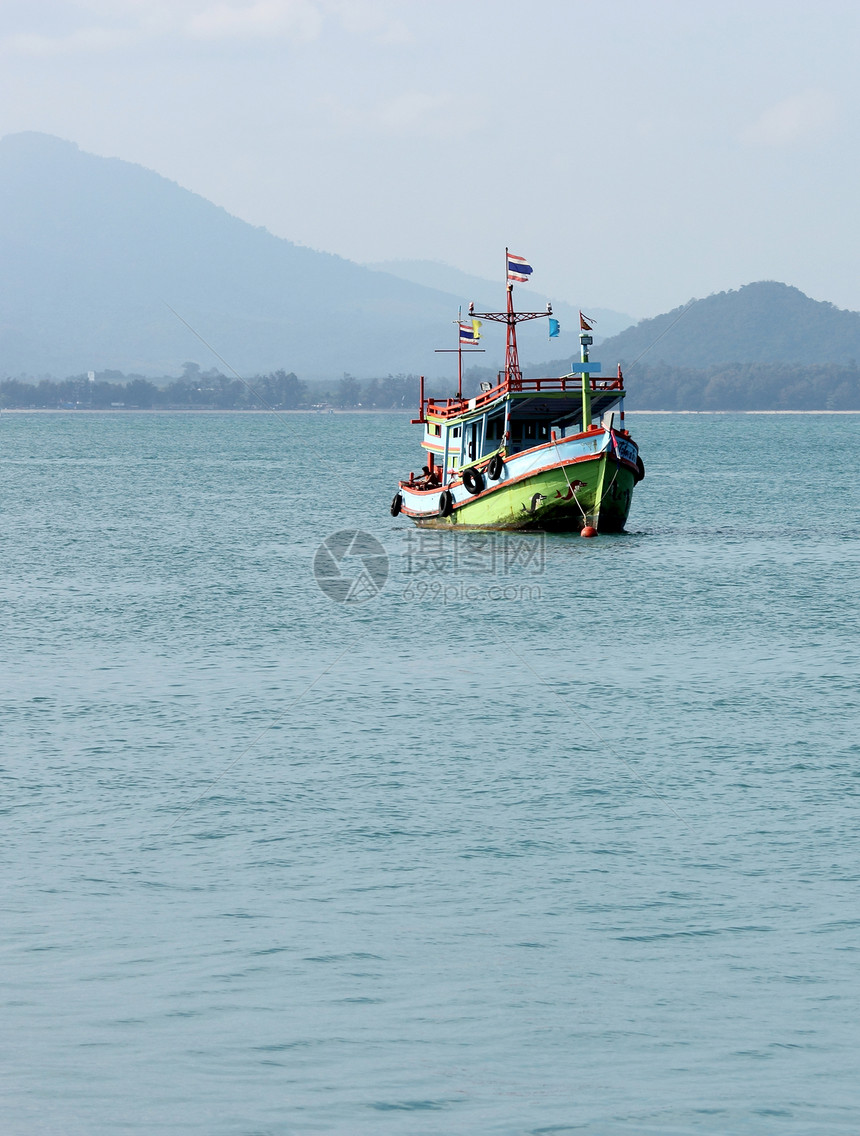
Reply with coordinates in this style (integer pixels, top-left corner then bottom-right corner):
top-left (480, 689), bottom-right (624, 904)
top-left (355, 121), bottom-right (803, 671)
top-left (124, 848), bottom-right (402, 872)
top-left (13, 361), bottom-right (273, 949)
top-left (390, 492), bottom-right (403, 516)
top-left (438, 490), bottom-right (454, 517)
top-left (462, 467), bottom-right (485, 495)
top-left (634, 455), bottom-right (645, 483)
top-left (487, 453), bottom-right (504, 481)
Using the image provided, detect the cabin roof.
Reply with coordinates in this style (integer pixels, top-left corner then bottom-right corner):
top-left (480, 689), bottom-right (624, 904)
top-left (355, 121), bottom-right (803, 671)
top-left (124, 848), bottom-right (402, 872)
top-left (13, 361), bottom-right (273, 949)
top-left (425, 375), bottom-right (625, 427)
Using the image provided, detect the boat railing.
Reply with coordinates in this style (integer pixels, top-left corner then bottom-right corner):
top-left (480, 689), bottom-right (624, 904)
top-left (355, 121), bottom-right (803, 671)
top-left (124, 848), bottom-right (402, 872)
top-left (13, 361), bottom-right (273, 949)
top-left (425, 372), bottom-right (624, 419)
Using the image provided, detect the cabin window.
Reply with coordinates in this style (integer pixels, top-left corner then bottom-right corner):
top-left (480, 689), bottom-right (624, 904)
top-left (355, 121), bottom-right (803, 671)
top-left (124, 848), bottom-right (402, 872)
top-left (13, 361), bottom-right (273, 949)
top-left (429, 423), bottom-right (441, 436)
top-left (450, 455), bottom-right (459, 468)
top-left (487, 414), bottom-right (504, 441)
top-left (452, 426), bottom-right (461, 438)
top-left (467, 421), bottom-right (479, 461)
top-left (524, 422), bottom-right (536, 440)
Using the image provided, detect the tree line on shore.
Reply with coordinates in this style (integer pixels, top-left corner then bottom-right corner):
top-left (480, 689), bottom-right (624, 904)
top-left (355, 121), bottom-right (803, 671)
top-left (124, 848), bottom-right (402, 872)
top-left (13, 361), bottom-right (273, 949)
top-left (0, 365), bottom-right (434, 410)
top-left (617, 360), bottom-right (860, 410)
top-left (3, 359), bottom-right (860, 411)
top-left (510, 358), bottom-right (860, 410)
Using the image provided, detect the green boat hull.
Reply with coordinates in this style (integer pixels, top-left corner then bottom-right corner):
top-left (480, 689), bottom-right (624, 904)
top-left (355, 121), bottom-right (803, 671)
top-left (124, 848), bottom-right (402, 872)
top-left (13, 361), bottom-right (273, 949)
top-left (417, 453), bottom-right (635, 532)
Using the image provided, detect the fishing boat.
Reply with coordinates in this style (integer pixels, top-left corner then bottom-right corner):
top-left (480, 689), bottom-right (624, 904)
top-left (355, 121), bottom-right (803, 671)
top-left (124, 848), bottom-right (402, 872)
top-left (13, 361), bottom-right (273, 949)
top-left (390, 252), bottom-right (644, 533)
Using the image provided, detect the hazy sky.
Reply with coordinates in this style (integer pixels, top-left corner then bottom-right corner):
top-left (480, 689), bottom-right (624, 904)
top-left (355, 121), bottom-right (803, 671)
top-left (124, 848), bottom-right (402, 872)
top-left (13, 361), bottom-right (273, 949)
top-left (1, 0), bottom-right (858, 318)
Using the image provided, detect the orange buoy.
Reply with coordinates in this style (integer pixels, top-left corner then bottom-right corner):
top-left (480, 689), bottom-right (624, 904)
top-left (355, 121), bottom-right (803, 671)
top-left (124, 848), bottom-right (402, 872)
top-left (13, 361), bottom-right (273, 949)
top-left (580, 525), bottom-right (598, 539)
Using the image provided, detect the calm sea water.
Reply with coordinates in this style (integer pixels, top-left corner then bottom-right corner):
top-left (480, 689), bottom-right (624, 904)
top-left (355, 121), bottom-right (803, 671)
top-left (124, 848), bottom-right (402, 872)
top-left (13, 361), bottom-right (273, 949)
top-left (2, 410), bottom-right (859, 1135)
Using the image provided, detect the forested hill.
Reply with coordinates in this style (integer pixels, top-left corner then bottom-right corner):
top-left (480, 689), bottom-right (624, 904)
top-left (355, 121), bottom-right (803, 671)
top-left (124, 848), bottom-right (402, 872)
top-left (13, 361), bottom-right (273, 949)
top-left (592, 282), bottom-right (860, 369)
top-left (516, 281), bottom-right (860, 409)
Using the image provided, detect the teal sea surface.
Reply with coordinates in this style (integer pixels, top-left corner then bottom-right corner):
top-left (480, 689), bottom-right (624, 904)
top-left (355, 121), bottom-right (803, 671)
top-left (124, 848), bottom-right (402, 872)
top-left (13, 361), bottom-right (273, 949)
top-left (2, 410), bottom-right (859, 1135)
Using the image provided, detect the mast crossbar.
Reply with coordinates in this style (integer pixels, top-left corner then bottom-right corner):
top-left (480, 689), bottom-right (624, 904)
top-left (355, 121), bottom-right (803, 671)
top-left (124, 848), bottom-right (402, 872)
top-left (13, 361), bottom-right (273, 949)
top-left (471, 312), bottom-right (549, 324)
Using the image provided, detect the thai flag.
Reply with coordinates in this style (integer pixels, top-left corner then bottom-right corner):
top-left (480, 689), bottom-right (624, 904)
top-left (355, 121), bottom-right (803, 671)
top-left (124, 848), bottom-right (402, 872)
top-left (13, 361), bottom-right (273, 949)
top-left (459, 322), bottom-right (477, 345)
top-left (507, 253), bottom-right (533, 282)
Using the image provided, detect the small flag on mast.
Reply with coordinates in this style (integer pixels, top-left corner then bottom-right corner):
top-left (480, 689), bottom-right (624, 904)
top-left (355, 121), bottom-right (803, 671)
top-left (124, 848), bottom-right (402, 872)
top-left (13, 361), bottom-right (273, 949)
top-left (580, 312), bottom-right (594, 331)
top-left (548, 318), bottom-right (560, 339)
top-left (459, 320), bottom-right (481, 345)
top-left (507, 253), bottom-right (533, 283)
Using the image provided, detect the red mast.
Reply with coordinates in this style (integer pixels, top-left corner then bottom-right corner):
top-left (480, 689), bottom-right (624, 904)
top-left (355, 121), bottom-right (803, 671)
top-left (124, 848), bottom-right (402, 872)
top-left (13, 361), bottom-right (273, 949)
top-left (505, 279), bottom-right (521, 386)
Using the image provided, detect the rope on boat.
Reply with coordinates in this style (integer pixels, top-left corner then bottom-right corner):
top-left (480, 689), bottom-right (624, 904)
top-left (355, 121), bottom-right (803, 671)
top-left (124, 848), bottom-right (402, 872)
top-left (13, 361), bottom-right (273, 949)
top-left (595, 459), bottom-right (621, 516)
top-left (164, 302), bottom-right (292, 427)
top-left (625, 299), bottom-right (697, 372)
top-left (554, 439), bottom-right (622, 527)
top-left (554, 443), bottom-right (589, 524)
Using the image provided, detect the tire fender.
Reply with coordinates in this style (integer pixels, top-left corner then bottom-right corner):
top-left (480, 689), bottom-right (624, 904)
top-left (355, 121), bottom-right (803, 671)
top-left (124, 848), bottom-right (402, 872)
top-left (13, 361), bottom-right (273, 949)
top-left (462, 467), bottom-right (485, 495)
top-left (487, 454), bottom-right (504, 481)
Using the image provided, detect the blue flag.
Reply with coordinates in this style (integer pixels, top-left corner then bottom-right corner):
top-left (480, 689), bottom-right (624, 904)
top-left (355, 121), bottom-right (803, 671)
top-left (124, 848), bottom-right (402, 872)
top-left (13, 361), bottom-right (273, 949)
top-left (548, 318), bottom-right (560, 338)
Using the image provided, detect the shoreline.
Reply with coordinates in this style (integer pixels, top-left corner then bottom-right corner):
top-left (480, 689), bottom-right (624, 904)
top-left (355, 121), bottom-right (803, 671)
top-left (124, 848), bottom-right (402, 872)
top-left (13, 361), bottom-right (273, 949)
top-left (3, 408), bottom-right (860, 416)
top-left (0, 407), bottom-right (405, 415)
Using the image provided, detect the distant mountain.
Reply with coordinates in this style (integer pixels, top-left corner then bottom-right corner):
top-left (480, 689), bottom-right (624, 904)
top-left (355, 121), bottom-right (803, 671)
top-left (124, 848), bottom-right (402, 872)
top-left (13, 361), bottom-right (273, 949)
top-left (521, 281), bottom-right (860, 409)
top-left (365, 259), bottom-right (637, 340)
top-left (0, 133), bottom-right (502, 379)
top-left (590, 282), bottom-right (860, 370)
top-left (5, 134), bottom-right (858, 392)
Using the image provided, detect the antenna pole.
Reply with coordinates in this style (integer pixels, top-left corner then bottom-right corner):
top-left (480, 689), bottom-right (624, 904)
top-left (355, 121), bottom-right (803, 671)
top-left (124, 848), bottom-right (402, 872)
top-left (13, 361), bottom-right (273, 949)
top-left (580, 312), bottom-right (593, 429)
top-left (457, 306), bottom-right (463, 399)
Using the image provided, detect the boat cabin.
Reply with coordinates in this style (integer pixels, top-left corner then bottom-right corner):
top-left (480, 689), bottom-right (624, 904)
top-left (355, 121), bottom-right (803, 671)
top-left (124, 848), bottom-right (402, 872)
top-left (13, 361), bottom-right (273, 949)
top-left (415, 370), bottom-right (627, 482)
